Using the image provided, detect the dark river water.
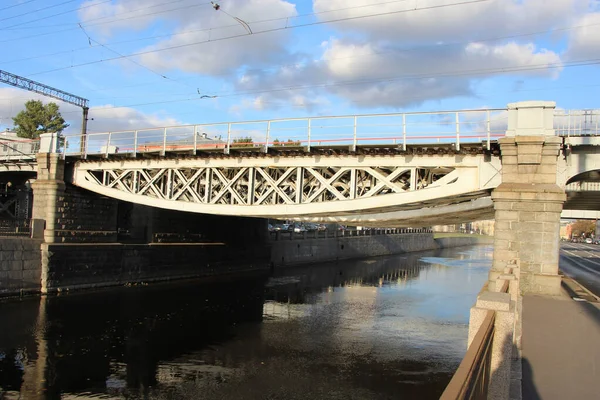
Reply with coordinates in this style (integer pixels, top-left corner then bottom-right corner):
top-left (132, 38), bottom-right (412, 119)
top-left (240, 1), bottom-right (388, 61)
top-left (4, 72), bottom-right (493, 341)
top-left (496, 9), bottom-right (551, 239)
top-left (0, 244), bottom-right (492, 400)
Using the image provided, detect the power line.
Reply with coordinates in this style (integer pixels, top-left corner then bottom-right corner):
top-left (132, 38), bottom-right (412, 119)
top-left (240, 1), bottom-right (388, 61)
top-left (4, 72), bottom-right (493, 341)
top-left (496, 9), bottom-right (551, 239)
top-left (0, 0), bottom-right (42, 13)
top-left (76, 23), bottom-right (188, 87)
top-left (41, 57), bottom-right (600, 117)
top-left (0, 1), bottom-right (214, 46)
top-left (23, 0), bottom-right (492, 78)
top-left (3, 17), bottom-right (597, 77)
top-left (1, 0), bottom-right (113, 30)
top-left (0, 0), bottom-right (79, 24)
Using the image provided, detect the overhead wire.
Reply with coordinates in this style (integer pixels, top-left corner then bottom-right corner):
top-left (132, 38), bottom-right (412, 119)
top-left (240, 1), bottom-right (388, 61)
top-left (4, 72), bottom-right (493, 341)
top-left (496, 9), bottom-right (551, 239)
top-left (0, 0), bottom-right (214, 36)
top-left (40, 57), bottom-right (600, 117)
top-left (1, 0), bottom-right (113, 30)
top-left (0, 0), bottom-right (42, 13)
top-left (0, 0), bottom-right (79, 23)
top-left (76, 23), bottom-right (195, 89)
top-left (21, 0), bottom-right (493, 78)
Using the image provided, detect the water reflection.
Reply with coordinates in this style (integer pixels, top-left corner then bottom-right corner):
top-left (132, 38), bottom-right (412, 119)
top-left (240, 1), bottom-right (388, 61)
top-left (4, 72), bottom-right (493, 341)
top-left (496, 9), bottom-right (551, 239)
top-left (0, 245), bottom-right (492, 399)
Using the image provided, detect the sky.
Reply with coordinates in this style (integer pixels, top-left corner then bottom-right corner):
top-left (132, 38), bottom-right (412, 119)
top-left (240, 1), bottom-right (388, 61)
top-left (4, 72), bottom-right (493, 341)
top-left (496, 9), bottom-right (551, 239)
top-left (1, 0), bottom-right (600, 137)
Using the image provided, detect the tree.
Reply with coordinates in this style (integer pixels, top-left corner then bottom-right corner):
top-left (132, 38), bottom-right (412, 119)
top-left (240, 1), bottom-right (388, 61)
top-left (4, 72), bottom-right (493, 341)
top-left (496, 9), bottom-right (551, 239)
top-left (12, 100), bottom-right (69, 139)
top-left (232, 136), bottom-right (253, 147)
top-left (273, 138), bottom-right (301, 147)
top-left (570, 220), bottom-right (595, 238)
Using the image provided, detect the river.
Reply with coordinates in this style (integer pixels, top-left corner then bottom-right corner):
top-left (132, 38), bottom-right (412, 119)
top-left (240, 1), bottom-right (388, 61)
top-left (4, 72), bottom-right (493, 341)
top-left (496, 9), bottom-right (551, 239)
top-left (0, 244), bottom-right (492, 399)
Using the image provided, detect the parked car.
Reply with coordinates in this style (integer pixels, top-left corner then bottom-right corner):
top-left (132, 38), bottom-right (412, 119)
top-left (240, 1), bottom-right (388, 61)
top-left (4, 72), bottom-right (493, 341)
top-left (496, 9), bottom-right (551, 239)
top-left (293, 224), bottom-right (307, 233)
top-left (304, 223), bottom-right (318, 232)
top-left (585, 237), bottom-right (593, 244)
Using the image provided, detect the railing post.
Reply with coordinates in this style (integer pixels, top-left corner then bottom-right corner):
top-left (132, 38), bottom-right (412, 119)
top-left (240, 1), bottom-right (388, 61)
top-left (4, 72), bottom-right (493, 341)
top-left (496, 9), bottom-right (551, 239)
top-left (62, 136), bottom-right (68, 159)
top-left (307, 118), bottom-right (311, 152)
top-left (352, 115), bottom-right (358, 152)
top-left (226, 123), bottom-right (231, 155)
top-left (162, 127), bottom-right (167, 156)
top-left (83, 133), bottom-right (88, 159)
top-left (193, 126), bottom-right (198, 155)
top-left (486, 110), bottom-right (491, 151)
top-left (265, 121), bottom-right (271, 153)
top-left (133, 130), bottom-right (138, 158)
top-left (402, 114), bottom-right (407, 151)
top-left (455, 112), bottom-right (460, 151)
top-left (105, 132), bottom-right (112, 158)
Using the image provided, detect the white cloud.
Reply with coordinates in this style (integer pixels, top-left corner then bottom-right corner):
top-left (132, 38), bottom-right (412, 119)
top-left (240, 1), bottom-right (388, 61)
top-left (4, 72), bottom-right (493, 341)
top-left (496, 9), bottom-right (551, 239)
top-left (79, 0), bottom-right (299, 75)
top-left (566, 12), bottom-right (600, 61)
top-left (233, 39), bottom-right (561, 109)
top-left (312, 0), bottom-right (588, 43)
top-left (73, 0), bottom-right (595, 113)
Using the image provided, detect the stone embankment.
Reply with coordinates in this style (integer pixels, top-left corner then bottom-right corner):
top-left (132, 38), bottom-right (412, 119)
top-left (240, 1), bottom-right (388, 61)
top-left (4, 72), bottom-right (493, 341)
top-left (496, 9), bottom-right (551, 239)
top-left (0, 232), bottom-right (492, 297)
top-left (271, 231), bottom-right (492, 267)
top-left (0, 238), bottom-right (43, 296)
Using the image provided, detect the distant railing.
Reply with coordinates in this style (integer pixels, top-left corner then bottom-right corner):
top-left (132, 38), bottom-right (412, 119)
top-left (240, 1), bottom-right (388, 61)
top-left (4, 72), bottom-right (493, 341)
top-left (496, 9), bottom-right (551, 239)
top-left (554, 109), bottom-right (600, 137)
top-left (270, 227), bottom-right (432, 241)
top-left (0, 218), bottom-right (31, 237)
top-left (565, 181), bottom-right (600, 192)
top-left (62, 109), bottom-right (508, 158)
top-left (0, 139), bottom-right (39, 161)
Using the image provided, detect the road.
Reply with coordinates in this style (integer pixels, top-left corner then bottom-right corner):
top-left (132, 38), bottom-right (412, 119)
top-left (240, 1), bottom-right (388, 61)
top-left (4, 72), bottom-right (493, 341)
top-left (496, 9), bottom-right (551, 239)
top-left (560, 242), bottom-right (600, 297)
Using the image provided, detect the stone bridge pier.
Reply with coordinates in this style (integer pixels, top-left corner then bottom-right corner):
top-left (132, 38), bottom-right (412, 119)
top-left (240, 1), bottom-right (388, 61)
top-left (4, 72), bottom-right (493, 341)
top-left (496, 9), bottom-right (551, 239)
top-left (490, 101), bottom-right (566, 295)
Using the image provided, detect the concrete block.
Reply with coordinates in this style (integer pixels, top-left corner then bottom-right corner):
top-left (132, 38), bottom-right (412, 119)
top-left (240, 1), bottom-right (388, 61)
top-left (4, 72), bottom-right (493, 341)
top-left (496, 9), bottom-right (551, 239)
top-left (516, 165), bottom-right (539, 175)
top-left (494, 221), bottom-right (512, 230)
top-left (489, 309), bottom-right (516, 400)
top-left (514, 222), bottom-right (544, 233)
top-left (467, 306), bottom-right (491, 348)
top-left (495, 229), bottom-right (517, 241)
top-left (517, 154), bottom-right (542, 164)
top-left (543, 203), bottom-right (564, 213)
top-left (514, 136), bottom-right (546, 144)
top-left (496, 210), bottom-right (519, 221)
top-left (476, 291), bottom-right (511, 311)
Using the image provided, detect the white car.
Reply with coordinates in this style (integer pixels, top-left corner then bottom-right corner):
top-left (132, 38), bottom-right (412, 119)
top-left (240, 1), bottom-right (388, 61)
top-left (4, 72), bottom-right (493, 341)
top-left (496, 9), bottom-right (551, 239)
top-left (585, 238), bottom-right (593, 244)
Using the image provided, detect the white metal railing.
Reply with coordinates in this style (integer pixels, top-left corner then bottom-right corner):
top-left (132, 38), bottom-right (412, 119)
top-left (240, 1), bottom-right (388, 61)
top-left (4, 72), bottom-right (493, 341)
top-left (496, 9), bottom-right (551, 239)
top-left (554, 109), bottom-right (600, 137)
top-left (61, 109), bottom-right (508, 158)
top-left (4, 108), bottom-right (600, 162)
top-left (0, 139), bottom-right (40, 161)
top-left (565, 181), bottom-right (600, 191)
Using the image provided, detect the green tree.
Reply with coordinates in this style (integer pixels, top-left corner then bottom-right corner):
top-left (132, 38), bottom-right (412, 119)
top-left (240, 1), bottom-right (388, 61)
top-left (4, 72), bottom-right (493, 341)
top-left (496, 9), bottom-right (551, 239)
top-left (272, 138), bottom-right (301, 147)
top-left (232, 136), bottom-right (253, 147)
top-left (12, 100), bottom-right (69, 139)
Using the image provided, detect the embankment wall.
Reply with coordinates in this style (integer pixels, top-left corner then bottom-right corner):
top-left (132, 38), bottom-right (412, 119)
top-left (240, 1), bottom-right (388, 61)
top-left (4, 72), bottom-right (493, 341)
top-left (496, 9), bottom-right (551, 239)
top-left (40, 242), bottom-right (270, 293)
top-left (0, 238), bottom-right (43, 296)
top-left (271, 233), bottom-right (492, 267)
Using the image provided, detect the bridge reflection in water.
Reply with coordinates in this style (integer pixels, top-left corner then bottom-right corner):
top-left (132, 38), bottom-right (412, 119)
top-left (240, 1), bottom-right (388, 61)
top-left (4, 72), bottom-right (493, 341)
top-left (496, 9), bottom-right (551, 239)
top-left (0, 245), bottom-right (491, 399)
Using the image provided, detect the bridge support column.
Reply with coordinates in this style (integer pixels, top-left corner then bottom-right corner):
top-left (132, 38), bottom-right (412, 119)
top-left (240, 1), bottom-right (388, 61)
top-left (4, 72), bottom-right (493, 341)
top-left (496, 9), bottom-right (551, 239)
top-left (31, 152), bottom-right (65, 244)
top-left (491, 101), bottom-right (566, 295)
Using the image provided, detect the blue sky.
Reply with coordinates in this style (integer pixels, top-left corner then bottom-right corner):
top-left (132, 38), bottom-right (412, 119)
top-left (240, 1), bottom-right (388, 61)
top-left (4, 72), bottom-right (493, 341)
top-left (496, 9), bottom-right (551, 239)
top-left (1, 0), bottom-right (600, 136)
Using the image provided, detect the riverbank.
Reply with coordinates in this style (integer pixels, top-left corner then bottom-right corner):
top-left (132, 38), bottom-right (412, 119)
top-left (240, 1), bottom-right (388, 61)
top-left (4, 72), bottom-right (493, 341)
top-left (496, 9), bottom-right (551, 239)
top-left (1, 232), bottom-right (493, 297)
top-left (271, 232), bottom-right (493, 267)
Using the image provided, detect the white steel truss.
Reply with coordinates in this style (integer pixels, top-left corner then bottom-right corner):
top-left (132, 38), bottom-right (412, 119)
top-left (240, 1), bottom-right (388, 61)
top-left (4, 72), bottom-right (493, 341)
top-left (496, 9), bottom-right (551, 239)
top-left (72, 154), bottom-right (502, 220)
top-left (90, 165), bottom-right (455, 205)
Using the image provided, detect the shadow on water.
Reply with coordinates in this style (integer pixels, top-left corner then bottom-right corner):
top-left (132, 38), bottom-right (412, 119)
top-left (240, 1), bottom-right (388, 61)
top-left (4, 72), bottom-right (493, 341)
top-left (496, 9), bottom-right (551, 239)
top-left (0, 245), bottom-right (492, 400)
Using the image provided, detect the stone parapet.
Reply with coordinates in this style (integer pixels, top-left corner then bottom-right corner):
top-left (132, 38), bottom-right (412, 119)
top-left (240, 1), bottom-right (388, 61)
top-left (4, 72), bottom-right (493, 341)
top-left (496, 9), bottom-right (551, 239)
top-left (492, 103), bottom-right (566, 296)
top-left (0, 238), bottom-right (43, 297)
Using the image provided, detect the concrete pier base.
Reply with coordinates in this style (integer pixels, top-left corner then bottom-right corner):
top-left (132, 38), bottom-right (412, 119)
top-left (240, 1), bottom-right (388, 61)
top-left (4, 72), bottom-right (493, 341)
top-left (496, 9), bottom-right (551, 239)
top-left (490, 101), bottom-right (566, 295)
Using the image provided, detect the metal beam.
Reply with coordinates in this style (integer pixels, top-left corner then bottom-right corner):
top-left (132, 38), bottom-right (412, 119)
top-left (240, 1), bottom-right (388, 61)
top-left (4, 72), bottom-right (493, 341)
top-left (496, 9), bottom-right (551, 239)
top-left (0, 69), bottom-right (88, 109)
